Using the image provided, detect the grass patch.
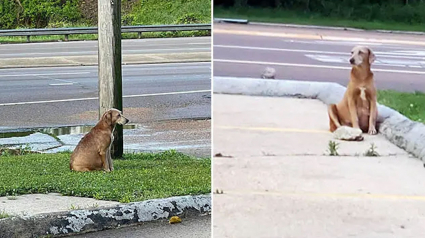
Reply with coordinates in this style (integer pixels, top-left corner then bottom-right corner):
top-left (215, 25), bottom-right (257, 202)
top-left (214, 7), bottom-right (425, 32)
top-left (0, 210), bottom-right (10, 219)
top-left (0, 150), bottom-right (211, 203)
top-left (378, 90), bottom-right (425, 123)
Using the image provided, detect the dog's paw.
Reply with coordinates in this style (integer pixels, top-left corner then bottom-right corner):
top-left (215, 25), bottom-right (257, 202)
top-left (368, 127), bottom-right (377, 135)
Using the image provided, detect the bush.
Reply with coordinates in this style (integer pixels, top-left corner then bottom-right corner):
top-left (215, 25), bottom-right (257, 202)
top-left (0, 0), bottom-right (81, 29)
top-left (214, 0), bottom-right (425, 25)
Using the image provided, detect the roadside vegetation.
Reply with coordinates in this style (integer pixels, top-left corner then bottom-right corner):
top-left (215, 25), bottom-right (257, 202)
top-left (0, 0), bottom-right (211, 43)
top-left (214, 0), bottom-right (425, 32)
top-left (377, 90), bottom-right (425, 123)
top-left (0, 150), bottom-right (211, 203)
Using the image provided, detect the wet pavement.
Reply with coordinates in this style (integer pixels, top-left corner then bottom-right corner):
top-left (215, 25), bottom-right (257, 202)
top-left (0, 119), bottom-right (211, 158)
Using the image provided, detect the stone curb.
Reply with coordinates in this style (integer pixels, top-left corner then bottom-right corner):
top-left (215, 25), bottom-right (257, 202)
top-left (0, 194), bottom-right (211, 237)
top-left (214, 18), bottom-right (425, 35)
top-left (213, 76), bottom-right (425, 162)
top-left (0, 52), bottom-right (211, 69)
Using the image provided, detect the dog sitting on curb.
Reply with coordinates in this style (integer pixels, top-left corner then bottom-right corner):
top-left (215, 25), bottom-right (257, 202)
top-left (328, 46), bottom-right (378, 141)
top-left (70, 108), bottom-right (129, 172)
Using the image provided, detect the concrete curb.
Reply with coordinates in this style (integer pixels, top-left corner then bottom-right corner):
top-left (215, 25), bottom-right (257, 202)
top-left (213, 76), bottom-right (425, 162)
top-left (0, 52), bottom-right (211, 69)
top-left (0, 194), bottom-right (211, 237)
top-left (214, 18), bottom-right (425, 35)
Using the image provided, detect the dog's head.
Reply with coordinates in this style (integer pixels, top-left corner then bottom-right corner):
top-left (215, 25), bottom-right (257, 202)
top-left (349, 46), bottom-right (376, 66)
top-left (102, 108), bottom-right (130, 126)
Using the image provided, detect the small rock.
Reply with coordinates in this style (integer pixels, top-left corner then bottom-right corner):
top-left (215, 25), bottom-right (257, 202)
top-left (333, 126), bottom-right (363, 141)
top-left (261, 67), bottom-right (276, 79)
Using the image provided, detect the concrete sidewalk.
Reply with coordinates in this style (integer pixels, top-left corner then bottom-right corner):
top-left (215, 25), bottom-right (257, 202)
top-left (213, 94), bottom-right (425, 238)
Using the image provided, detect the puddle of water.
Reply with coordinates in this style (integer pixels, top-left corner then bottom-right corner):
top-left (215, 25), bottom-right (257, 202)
top-left (0, 131), bottom-right (33, 139)
top-left (0, 124), bottom-right (145, 138)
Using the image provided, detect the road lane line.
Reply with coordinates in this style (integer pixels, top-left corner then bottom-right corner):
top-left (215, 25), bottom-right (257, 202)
top-left (49, 83), bottom-right (74, 86)
top-left (215, 45), bottom-right (425, 60)
top-left (0, 72), bottom-right (91, 78)
top-left (0, 90), bottom-right (211, 106)
top-left (219, 190), bottom-right (425, 201)
top-left (0, 48), bottom-right (210, 58)
top-left (214, 59), bottom-right (425, 75)
top-left (214, 28), bottom-right (425, 46)
top-left (217, 125), bottom-right (329, 134)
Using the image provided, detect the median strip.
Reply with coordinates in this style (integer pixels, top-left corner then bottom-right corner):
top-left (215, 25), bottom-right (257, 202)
top-left (0, 52), bottom-right (211, 69)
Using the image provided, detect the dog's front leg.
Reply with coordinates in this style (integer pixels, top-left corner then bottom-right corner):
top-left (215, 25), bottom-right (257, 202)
top-left (347, 97), bottom-right (360, 129)
top-left (99, 151), bottom-right (111, 172)
top-left (368, 96), bottom-right (378, 135)
top-left (106, 147), bottom-right (114, 171)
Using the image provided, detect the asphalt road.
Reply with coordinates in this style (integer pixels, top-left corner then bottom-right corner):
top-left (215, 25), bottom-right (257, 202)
top-left (0, 62), bottom-right (211, 128)
top-left (0, 37), bottom-right (210, 58)
top-left (214, 23), bottom-right (425, 92)
top-left (71, 215), bottom-right (211, 238)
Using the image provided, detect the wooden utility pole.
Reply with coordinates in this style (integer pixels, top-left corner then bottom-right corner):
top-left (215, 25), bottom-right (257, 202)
top-left (98, 0), bottom-right (123, 158)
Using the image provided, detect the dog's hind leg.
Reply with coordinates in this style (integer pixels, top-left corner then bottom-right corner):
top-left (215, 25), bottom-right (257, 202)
top-left (328, 104), bottom-right (341, 132)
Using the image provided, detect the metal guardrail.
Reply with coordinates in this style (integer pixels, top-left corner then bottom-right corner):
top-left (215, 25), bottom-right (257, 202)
top-left (0, 24), bottom-right (211, 42)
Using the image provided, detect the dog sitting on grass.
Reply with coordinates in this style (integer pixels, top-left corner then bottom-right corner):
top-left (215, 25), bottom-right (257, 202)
top-left (70, 108), bottom-right (129, 172)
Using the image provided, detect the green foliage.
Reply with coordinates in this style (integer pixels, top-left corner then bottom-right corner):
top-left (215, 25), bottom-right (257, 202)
top-left (0, 151), bottom-right (211, 202)
top-left (215, 0), bottom-right (425, 28)
top-left (131, 0), bottom-right (211, 25)
top-left (327, 140), bottom-right (339, 156)
top-left (365, 143), bottom-right (379, 157)
top-left (0, 210), bottom-right (9, 219)
top-left (0, 0), bottom-right (81, 29)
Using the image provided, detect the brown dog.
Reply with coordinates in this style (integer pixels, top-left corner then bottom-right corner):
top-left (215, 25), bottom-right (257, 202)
top-left (328, 46), bottom-right (378, 139)
top-left (70, 108), bottom-right (129, 172)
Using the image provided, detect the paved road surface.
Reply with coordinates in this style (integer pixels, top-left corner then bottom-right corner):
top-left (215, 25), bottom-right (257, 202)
top-left (71, 215), bottom-right (211, 238)
top-left (0, 62), bottom-right (210, 128)
top-left (214, 23), bottom-right (425, 92)
top-left (0, 37), bottom-right (210, 58)
top-left (214, 94), bottom-right (425, 238)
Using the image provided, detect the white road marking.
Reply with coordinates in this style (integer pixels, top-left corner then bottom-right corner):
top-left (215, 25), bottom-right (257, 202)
top-left (0, 90), bottom-right (211, 106)
top-left (214, 45), bottom-right (425, 60)
top-left (284, 39), bottom-right (383, 46)
top-left (49, 83), bottom-right (74, 86)
top-left (0, 72), bottom-right (91, 78)
top-left (305, 54), bottom-right (425, 68)
top-left (214, 59), bottom-right (425, 75)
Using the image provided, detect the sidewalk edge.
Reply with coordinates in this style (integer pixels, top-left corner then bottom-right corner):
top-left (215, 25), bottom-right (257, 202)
top-left (0, 194), bottom-right (211, 237)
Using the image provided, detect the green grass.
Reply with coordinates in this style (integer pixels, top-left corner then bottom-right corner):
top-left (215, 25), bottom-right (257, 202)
top-left (214, 7), bottom-right (425, 32)
top-left (378, 90), bottom-right (425, 123)
top-left (0, 150), bottom-right (211, 203)
top-left (0, 210), bottom-right (10, 219)
top-left (131, 0), bottom-right (211, 25)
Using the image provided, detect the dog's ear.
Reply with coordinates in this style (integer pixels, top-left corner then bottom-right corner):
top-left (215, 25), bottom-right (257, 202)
top-left (103, 111), bottom-right (113, 126)
top-left (368, 48), bottom-right (376, 64)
